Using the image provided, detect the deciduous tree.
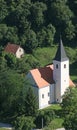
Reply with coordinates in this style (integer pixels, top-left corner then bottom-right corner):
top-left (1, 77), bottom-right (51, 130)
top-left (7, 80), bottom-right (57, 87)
top-left (25, 87), bottom-right (38, 116)
top-left (14, 115), bottom-right (35, 130)
top-left (61, 87), bottom-right (77, 130)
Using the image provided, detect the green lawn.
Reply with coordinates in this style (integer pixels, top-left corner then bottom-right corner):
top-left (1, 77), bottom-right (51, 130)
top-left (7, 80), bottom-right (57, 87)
top-left (44, 118), bottom-right (64, 130)
top-left (45, 104), bottom-right (61, 110)
top-left (33, 46), bottom-right (57, 66)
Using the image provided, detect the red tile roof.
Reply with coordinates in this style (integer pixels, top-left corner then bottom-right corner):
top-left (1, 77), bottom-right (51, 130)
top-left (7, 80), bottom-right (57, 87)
top-left (69, 78), bottom-right (75, 87)
top-left (30, 65), bottom-right (54, 88)
top-left (30, 65), bottom-right (75, 88)
top-left (4, 43), bottom-right (20, 54)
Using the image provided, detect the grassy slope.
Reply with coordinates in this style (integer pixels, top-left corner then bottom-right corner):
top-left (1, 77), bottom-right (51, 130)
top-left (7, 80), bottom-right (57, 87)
top-left (44, 118), bottom-right (64, 130)
top-left (33, 46), bottom-right (57, 67)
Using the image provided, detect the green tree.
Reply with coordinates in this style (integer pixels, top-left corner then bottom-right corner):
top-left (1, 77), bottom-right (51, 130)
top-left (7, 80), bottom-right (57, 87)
top-left (49, 0), bottom-right (75, 43)
top-left (30, 2), bottom-right (47, 29)
top-left (50, 0), bottom-right (73, 27)
top-left (0, 24), bottom-right (8, 45)
top-left (45, 24), bottom-right (55, 46)
top-left (25, 87), bottom-right (38, 116)
top-left (35, 109), bottom-right (55, 128)
top-left (0, 0), bottom-right (8, 23)
top-left (68, 0), bottom-right (77, 15)
top-left (14, 115), bottom-right (35, 130)
top-left (0, 57), bottom-right (7, 70)
top-left (5, 26), bottom-right (19, 43)
top-left (16, 55), bottom-right (40, 74)
top-left (37, 24), bottom-right (55, 47)
top-left (0, 68), bottom-right (24, 115)
top-left (6, 0), bottom-right (31, 29)
top-left (0, 51), bottom-right (7, 69)
top-left (61, 87), bottom-right (77, 130)
top-left (64, 21), bottom-right (76, 41)
top-left (4, 52), bottom-right (17, 69)
top-left (25, 29), bottom-right (38, 53)
top-left (0, 24), bottom-right (18, 45)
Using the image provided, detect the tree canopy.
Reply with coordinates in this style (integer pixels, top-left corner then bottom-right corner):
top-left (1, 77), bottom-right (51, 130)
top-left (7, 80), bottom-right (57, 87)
top-left (0, 0), bottom-right (77, 52)
top-left (0, 0), bottom-right (77, 128)
top-left (61, 87), bottom-right (77, 130)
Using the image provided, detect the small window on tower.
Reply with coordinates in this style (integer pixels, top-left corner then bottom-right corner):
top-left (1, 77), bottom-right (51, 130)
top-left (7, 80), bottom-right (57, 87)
top-left (64, 64), bottom-right (66, 68)
top-left (56, 64), bottom-right (58, 69)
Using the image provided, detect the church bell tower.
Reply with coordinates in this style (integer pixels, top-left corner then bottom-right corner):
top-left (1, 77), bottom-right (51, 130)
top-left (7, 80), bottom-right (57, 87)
top-left (53, 39), bottom-right (69, 103)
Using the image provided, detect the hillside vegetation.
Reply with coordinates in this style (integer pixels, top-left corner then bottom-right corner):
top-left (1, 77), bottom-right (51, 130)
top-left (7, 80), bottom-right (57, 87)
top-left (0, 0), bottom-right (77, 52)
top-left (0, 0), bottom-right (77, 74)
top-left (0, 0), bottom-right (77, 129)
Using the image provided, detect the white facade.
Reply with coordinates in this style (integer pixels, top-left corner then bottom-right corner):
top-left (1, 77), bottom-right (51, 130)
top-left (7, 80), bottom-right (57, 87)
top-left (27, 58), bottom-right (69, 109)
top-left (39, 86), bottom-right (50, 109)
top-left (38, 84), bottom-right (54, 109)
top-left (16, 47), bottom-right (24, 58)
top-left (27, 72), bottom-right (55, 109)
top-left (38, 84), bottom-right (55, 109)
top-left (53, 59), bottom-right (69, 103)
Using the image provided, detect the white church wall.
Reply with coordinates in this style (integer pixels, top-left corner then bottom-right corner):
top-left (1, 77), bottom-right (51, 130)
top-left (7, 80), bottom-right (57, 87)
top-left (39, 86), bottom-right (50, 109)
top-left (53, 59), bottom-right (69, 103)
top-left (61, 60), bottom-right (69, 96)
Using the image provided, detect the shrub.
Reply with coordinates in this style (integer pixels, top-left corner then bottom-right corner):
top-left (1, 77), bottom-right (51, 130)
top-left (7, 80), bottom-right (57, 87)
top-left (35, 109), bottom-right (55, 128)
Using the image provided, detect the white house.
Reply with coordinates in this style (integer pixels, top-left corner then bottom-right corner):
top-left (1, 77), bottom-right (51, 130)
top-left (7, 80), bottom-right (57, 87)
top-left (4, 43), bottom-right (24, 58)
top-left (27, 39), bottom-right (75, 109)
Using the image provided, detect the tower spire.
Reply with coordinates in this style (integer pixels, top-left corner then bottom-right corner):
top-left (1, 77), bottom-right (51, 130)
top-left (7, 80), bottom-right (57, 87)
top-left (54, 38), bottom-right (68, 61)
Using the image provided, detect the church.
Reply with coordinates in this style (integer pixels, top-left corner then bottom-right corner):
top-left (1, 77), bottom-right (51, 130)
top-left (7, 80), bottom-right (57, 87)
top-left (27, 39), bottom-right (75, 109)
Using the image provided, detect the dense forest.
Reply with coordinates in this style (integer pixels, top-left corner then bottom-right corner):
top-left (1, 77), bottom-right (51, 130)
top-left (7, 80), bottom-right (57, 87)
top-left (0, 0), bottom-right (77, 129)
top-left (0, 0), bottom-right (77, 71)
top-left (0, 0), bottom-right (77, 51)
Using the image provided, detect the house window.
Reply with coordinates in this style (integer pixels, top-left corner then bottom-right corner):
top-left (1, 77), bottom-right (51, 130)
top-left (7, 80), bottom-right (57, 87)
top-left (64, 64), bottom-right (66, 68)
top-left (48, 92), bottom-right (50, 97)
top-left (56, 64), bottom-right (58, 69)
top-left (42, 94), bottom-right (44, 98)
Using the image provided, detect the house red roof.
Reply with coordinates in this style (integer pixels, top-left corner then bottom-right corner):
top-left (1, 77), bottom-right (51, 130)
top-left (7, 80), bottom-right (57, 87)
top-left (4, 43), bottom-right (20, 54)
top-left (30, 65), bottom-right (75, 88)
